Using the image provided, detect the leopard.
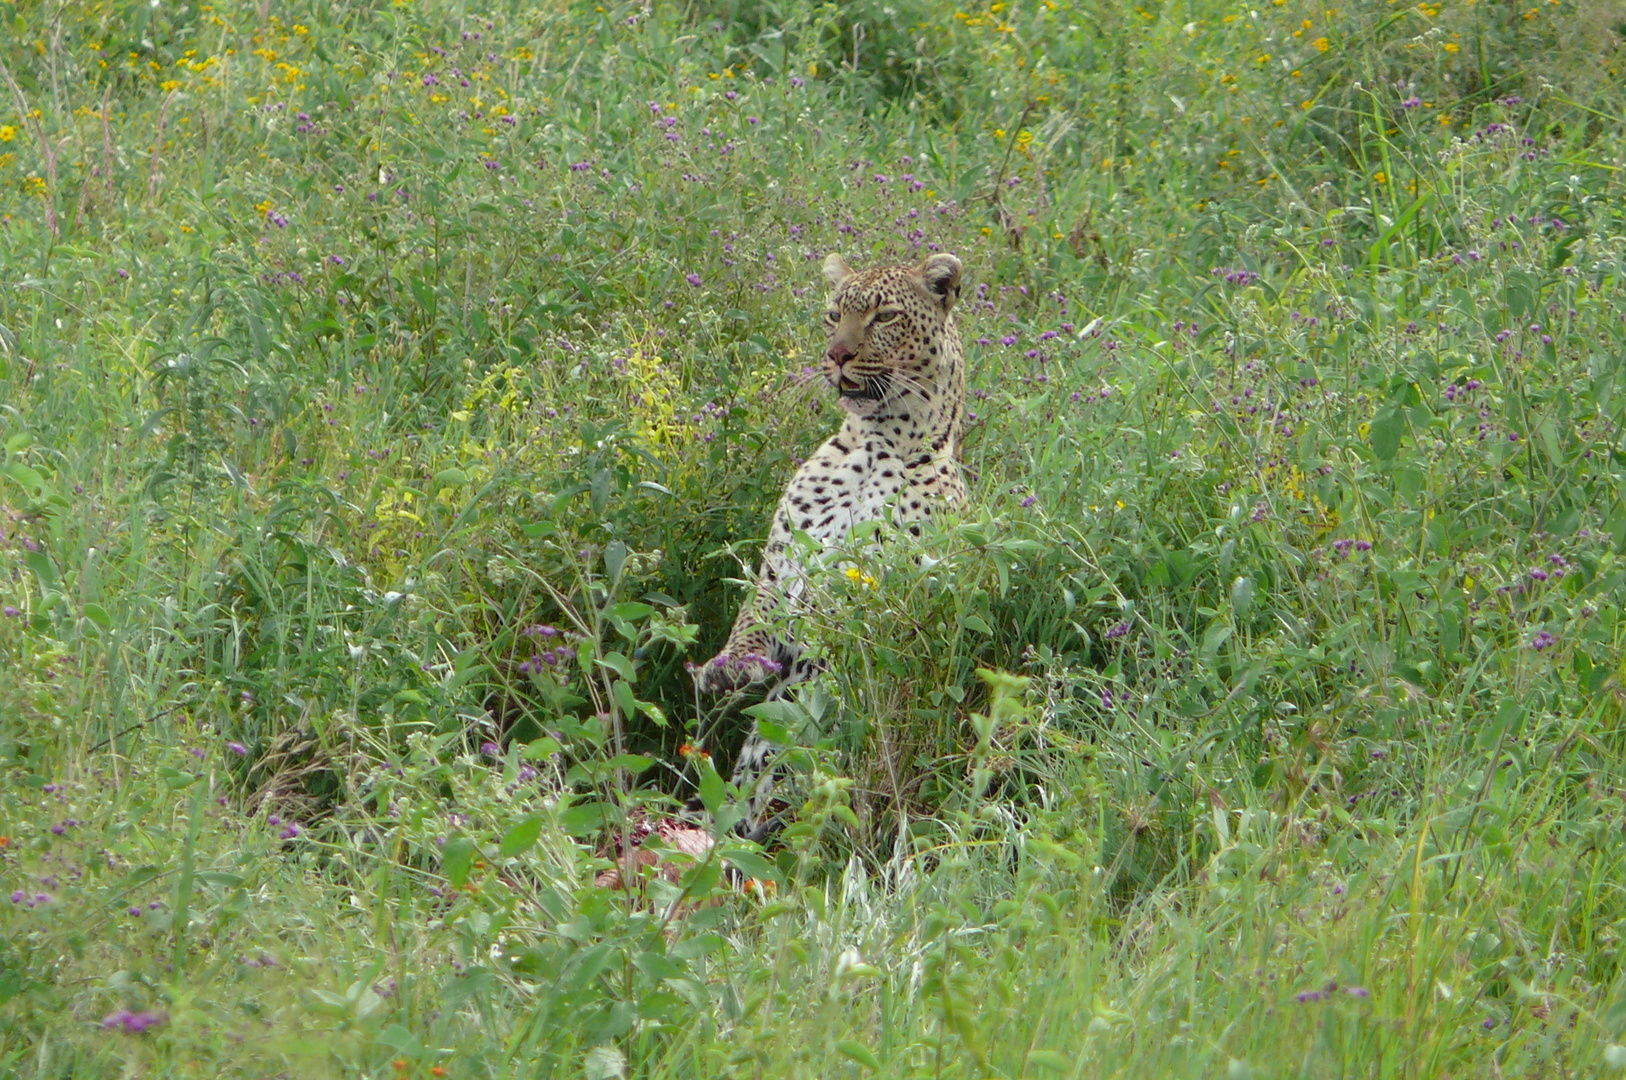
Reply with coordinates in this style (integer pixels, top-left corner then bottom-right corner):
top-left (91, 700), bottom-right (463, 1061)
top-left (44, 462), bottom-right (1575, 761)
top-left (689, 250), bottom-right (969, 834)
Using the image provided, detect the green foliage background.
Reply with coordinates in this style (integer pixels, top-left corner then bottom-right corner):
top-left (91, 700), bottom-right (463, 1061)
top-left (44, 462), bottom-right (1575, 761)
top-left (2, 0), bottom-right (1626, 1075)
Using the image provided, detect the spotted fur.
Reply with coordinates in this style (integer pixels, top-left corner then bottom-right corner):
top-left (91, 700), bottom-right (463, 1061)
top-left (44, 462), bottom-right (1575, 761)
top-left (691, 252), bottom-right (968, 830)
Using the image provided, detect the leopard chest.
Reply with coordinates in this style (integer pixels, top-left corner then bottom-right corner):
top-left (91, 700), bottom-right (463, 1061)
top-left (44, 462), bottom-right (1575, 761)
top-left (779, 432), bottom-right (925, 545)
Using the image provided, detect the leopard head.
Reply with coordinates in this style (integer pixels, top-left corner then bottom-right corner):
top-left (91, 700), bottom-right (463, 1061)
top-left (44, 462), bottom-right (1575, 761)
top-left (819, 253), bottom-right (963, 417)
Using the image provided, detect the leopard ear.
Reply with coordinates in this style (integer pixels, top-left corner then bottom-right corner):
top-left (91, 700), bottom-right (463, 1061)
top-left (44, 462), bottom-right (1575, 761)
top-left (916, 253), bottom-right (963, 312)
top-left (822, 253), bottom-right (855, 289)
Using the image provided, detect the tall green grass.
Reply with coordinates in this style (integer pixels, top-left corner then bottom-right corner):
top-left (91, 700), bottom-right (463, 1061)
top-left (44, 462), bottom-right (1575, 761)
top-left (2, 0), bottom-right (1626, 1075)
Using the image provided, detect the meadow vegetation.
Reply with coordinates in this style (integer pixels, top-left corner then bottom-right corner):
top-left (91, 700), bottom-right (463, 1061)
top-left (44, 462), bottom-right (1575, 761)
top-left (3, 0), bottom-right (1626, 1074)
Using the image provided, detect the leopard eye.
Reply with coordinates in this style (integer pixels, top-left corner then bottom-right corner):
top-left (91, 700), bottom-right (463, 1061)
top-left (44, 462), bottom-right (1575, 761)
top-left (822, 309), bottom-right (840, 326)
top-left (872, 309), bottom-right (903, 325)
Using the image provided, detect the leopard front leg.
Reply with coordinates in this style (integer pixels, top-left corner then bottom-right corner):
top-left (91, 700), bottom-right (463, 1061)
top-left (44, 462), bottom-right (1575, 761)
top-left (690, 598), bottom-right (796, 694)
top-left (691, 498), bottom-right (811, 695)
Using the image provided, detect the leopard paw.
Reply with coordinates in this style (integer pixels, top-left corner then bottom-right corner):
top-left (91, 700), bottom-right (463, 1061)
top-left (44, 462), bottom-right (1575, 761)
top-left (688, 651), bottom-right (784, 695)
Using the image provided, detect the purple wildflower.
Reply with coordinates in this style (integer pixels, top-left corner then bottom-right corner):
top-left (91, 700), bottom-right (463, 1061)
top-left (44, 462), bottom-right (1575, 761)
top-left (102, 1010), bottom-right (167, 1034)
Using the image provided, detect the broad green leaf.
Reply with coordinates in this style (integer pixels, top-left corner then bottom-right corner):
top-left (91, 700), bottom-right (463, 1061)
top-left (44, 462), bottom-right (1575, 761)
top-left (498, 816), bottom-right (543, 857)
top-left (725, 848), bottom-right (780, 885)
top-left (2, 462), bottom-right (45, 494)
top-left (81, 603), bottom-right (111, 630)
top-left (441, 837), bottom-right (476, 887)
top-left (596, 651), bottom-right (637, 682)
top-left (1370, 406), bottom-right (1404, 461)
top-left (1026, 1050), bottom-right (1073, 1073)
top-left (836, 1041), bottom-right (880, 1072)
top-left (375, 1025), bottom-right (425, 1059)
top-left (521, 736), bottom-right (562, 760)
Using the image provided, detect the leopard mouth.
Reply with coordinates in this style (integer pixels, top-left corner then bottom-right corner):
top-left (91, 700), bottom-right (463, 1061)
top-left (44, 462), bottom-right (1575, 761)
top-left (836, 374), bottom-right (886, 401)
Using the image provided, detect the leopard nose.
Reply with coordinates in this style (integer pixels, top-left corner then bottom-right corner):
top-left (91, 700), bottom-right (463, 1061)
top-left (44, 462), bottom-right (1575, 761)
top-left (827, 341), bottom-right (853, 365)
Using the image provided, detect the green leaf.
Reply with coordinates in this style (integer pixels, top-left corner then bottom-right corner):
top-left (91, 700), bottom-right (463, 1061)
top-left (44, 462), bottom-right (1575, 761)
top-left (1200, 621), bottom-right (1233, 661)
top-left (444, 661), bottom-right (489, 693)
top-left (1229, 576), bottom-right (1255, 619)
top-left (725, 848), bottom-right (780, 885)
top-left (698, 760), bottom-right (725, 815)
top-left (498, 816), bottom-right (543, 857)
top-left (755, 721), bottom-right (791, 745)
top-left (612, 678), bottom-right (638, 720)
top-left (607, 602), bottom-right (654, 621)
top-left (560, 801), bottom-right (605, 835)
top-left (1477, 701), bottom-right (1527, 749)
top-left (632, 951), bottom-right (684, 980)
top-left (961, 613), bottom-right (993, 635)
top-left (836, 1040), bottom-right (881, 1072)
top-left (1504, 269), bottom-right (1538, 320)
top-left (1370, 406), bottom-right (1404, 461)
top-left (81, 603), bottom-right (111, 631)
top-left (604, 539), bottom-right (628, 583)
top-left (743, 699), bottom-right (810, 730)
top-left (1025, 1050), bottom-right (1072, 1073)
top-left (432, 468), bottom-right (469, 487)
top-left (597, 652), bottom-right (637, 682)
top-left (441, 837), bottom-right (476, 887)
top-left (521, 736), bottom-right (562, 760)
top-left (25, 551), bottom-right (57, 591)
top-left (375, 1025), bottom-right (426, 1060)
top-left (1537, 419), bottom-right (1562, 467)
top-left (1, 462), bottom-right (45, 495)
top-left (157, 767), bottom-right (198, 790)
